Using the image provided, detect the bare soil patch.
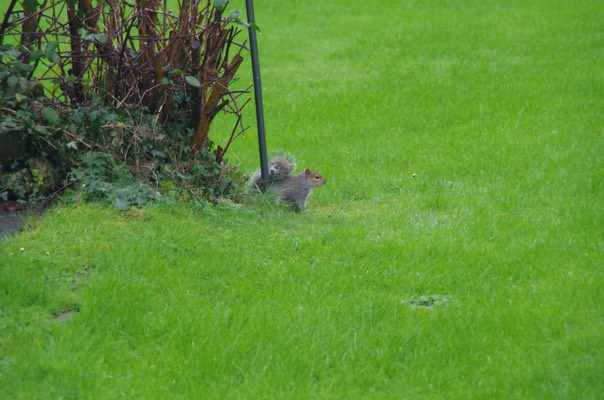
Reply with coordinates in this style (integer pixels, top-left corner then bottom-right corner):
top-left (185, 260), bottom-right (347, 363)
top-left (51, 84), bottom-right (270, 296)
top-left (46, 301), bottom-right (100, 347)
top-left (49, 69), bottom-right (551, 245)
top-left (0, 201), bottom-right (48, 238)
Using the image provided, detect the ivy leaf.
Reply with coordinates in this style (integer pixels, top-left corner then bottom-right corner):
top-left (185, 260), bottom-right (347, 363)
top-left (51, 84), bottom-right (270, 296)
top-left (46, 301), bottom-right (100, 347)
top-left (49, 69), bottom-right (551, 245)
top-left (1, 118), bottom-right (19, 130)
top-left (94, 33), bottom-right (108, 44)
top-left (185, 76), bottom-right (201, 88)
top-left (229, 9), bottom-right (242, 20)
top-left (7, 76), bottom-right (18, 88)
top-left (30, 49), bottom-right (45, 62)
top-left (46, 50), bottom-right (61, 64)
top-left (46, 41), bottom-right (58, 52)
top-left (32, 124), bottom-right (49, 134)
top-left (9, 63), bottom-right (34, 73)
top-left (213, 0), bottom-right (227, 11)
top-left (41, 106), bottom-right (60, 126)
top-left (0, 47), bottom-right (21, 58)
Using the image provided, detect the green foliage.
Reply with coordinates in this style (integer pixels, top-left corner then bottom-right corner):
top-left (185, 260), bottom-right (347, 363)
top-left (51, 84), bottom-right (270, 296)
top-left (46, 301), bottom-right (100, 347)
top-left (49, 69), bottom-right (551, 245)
top-left (0, 0), bottom-right (252, 206)
top-left (0, 45), bottom-right (46, 101)
top-left (66, 152), bottom-right (160, 210)
top-left (0, 0), bottom-right (250, 149)
top-left (0, 40), bottom-right (245, 206)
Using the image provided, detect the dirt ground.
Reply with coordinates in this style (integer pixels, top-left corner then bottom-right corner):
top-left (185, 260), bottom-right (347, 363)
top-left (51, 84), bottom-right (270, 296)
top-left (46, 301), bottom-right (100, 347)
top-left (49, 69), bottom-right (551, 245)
top-left (0, 202), bottom-right (46, 238)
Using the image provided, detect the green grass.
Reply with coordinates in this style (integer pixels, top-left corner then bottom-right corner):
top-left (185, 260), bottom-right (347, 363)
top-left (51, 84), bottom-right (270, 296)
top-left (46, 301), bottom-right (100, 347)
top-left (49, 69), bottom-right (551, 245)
top-left (1, 0), bottom-right (603, 398)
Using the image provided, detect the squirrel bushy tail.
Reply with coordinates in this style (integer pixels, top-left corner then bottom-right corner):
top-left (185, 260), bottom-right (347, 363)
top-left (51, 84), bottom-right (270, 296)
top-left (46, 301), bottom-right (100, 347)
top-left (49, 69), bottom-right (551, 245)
top-left (252, 155), bottom-right (295, 186)
top-left (252, 155), bottom-right (326, 211)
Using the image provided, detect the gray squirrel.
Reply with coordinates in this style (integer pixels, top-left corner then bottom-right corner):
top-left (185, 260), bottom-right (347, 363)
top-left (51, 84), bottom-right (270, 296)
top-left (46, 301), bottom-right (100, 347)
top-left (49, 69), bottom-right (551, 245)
top-left (252, 156), bottom-right (326, 211)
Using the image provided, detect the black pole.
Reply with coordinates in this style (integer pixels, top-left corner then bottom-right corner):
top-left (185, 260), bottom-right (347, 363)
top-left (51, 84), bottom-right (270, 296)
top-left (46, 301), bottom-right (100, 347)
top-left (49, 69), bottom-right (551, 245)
top-left (245, 0), bottom-right (269, 191)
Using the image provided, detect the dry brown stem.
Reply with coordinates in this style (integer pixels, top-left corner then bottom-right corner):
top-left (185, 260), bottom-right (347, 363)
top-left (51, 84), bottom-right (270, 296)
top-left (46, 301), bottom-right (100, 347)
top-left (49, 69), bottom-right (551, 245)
top-left (3, 0), bottom-right (250, 160)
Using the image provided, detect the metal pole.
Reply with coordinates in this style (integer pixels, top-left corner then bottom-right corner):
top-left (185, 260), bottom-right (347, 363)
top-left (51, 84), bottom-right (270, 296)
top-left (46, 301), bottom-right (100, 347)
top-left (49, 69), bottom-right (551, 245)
top-left (245, 0), bottom-right (269, 191)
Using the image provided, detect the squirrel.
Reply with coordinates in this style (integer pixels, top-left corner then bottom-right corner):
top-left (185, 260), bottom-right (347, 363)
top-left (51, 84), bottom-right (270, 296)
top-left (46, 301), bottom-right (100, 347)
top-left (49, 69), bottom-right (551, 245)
top-left (252, 156), bottom-right (326, 211)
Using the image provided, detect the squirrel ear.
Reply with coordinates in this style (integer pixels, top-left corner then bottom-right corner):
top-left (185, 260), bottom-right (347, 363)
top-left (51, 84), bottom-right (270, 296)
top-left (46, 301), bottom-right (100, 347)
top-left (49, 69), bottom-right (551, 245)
top-left (304, 168), bottom-right (310, 174)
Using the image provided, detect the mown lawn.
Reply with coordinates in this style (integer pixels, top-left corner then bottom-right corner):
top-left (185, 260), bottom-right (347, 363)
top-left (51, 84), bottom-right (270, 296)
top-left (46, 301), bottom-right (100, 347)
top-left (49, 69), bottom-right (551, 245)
top-left (1, 0), bottom-right (602, 398)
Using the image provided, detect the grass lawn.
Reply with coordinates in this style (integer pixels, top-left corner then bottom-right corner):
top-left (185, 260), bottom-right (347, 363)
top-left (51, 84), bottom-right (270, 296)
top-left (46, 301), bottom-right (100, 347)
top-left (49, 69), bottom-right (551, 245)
top-left (1, 0), bottom-right (602, 398)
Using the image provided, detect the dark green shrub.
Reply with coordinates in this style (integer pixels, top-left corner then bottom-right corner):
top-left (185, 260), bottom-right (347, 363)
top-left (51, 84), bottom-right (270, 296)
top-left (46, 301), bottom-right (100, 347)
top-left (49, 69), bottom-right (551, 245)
top-left (0, 0), bottom-right (254, 206)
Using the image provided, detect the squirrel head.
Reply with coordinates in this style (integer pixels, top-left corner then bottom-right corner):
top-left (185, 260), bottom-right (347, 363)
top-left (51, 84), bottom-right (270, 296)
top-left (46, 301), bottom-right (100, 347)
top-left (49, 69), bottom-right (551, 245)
top-left (304, 168), bottom-right (326, 186)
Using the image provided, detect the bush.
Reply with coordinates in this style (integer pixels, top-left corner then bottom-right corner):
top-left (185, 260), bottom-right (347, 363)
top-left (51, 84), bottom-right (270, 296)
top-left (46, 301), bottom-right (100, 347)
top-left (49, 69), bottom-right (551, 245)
top-left (0, 0), bottom-right (254, 206)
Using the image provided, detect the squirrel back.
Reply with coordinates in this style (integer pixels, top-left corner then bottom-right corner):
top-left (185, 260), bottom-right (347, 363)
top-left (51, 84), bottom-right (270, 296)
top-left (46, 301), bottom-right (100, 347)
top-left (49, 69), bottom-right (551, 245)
top-left (253, 156), bottom-right (326, 211)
